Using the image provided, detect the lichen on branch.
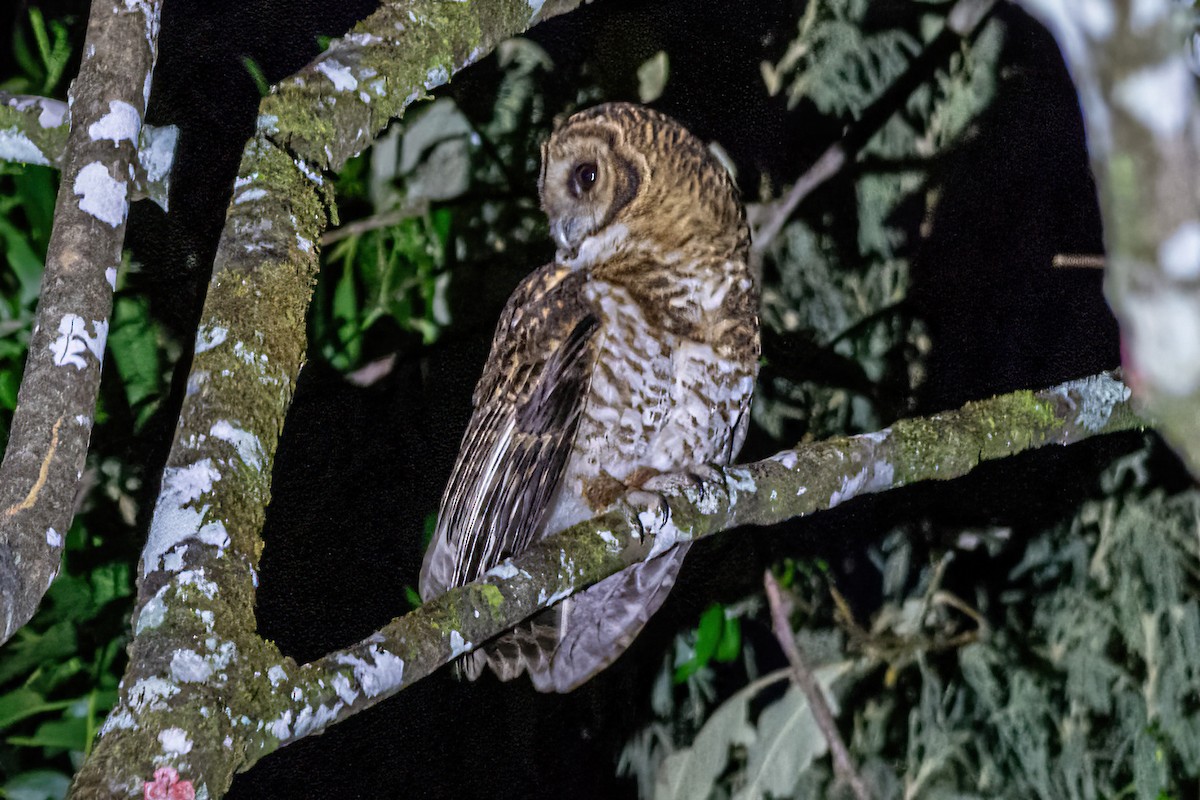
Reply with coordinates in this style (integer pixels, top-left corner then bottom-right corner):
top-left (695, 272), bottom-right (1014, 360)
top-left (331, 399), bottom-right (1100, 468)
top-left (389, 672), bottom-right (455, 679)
top-left (0, 0), bottom-right (162, 647)
top-left (234, 371), bottom-right (1142, 766)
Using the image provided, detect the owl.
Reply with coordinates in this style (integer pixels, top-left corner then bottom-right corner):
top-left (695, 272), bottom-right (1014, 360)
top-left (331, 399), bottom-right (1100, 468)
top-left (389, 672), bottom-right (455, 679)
top-left (419, 102), bottom-right (759, 692)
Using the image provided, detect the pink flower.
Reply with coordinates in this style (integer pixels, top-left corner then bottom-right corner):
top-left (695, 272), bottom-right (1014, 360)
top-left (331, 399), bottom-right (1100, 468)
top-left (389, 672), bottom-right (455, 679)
top-left (143, 766), bottom-right (195, 800)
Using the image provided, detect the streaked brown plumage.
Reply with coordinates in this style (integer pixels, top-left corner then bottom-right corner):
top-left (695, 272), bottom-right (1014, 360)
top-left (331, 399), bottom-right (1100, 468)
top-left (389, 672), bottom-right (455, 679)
top-left (419, 102), bottom-right (759, 692)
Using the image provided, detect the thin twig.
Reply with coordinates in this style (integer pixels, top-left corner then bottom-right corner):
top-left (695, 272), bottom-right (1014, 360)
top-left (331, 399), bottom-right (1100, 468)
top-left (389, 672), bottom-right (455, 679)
top-left (1051, 253), bottom-right (1105, 269)
top-left (749, 0), bottom-right (999, 265)
top-left (320, 200), bottom-right (430, 245)
top-left (750, 144), bottom-right (846, 261)
top-left (764, 570), bottom-right (872, 800)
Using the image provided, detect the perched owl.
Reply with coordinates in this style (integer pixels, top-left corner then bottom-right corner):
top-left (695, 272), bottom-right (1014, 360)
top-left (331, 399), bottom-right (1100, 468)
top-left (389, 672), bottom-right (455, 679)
top-left (419, 103), bottom-right (759, 692)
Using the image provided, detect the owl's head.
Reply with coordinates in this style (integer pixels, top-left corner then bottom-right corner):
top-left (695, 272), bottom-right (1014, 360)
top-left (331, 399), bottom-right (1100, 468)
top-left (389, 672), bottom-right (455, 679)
top-left (538, 103), bottom-right (748, 266)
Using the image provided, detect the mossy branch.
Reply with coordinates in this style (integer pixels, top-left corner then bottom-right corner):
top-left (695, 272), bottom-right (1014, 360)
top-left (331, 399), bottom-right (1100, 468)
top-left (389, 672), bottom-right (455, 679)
top-left (1015, 0), bottom-right (1200, 477)
top-left (68, 2), bottom-right (591, 798)
top-left (234, 372), bottom-right (1143, 765)
top-left (0, 0), bottom-right (161, 647)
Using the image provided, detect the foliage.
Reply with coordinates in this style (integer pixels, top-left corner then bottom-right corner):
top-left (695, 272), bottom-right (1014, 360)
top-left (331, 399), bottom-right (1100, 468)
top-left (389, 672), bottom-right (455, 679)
top-left (754, 0), bottom-right (1003, 442)
top-left (621, 442), bottom-right (1199, 799)
top-left (311, 37), bottom-right (590, 373)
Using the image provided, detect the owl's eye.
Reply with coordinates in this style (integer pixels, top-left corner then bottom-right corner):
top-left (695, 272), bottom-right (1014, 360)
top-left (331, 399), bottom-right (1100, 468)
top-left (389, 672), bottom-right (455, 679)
top-left (571, 162), bottom-right (598, 195)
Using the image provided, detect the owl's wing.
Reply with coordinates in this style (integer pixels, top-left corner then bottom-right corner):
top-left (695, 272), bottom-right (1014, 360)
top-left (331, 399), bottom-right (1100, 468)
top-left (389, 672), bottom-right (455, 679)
top-left (419, 265), bottom-right (599, 601)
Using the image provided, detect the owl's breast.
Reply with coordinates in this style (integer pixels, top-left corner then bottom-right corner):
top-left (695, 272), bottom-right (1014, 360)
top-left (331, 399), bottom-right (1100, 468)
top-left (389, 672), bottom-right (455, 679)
top-left (570, 277), bottom-right (756, 477)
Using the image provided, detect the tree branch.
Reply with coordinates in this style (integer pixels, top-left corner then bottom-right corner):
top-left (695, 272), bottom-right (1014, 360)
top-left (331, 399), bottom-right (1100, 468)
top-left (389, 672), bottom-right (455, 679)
top-left (0, 0), bottom-right (161, 645)
top-left (1014, 0), bottom-right (1200, 477)
top-left (764, 570), bottom-right (871, 800)
top-left (68, 2), bottom-right (592, 797)
top-left (0, 91), bottom-right (179, 211)
top-left (229, 371), bottom-right (1140, 765)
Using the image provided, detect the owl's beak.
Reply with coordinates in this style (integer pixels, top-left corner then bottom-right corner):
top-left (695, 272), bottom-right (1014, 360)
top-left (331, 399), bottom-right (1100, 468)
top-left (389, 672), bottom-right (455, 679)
top-left (550, 217), bottom-right (580, 255)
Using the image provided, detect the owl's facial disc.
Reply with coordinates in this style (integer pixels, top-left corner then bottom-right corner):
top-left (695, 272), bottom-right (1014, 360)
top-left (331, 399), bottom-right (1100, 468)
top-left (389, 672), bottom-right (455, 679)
top-left (539, 132), bottom-right (640, 258)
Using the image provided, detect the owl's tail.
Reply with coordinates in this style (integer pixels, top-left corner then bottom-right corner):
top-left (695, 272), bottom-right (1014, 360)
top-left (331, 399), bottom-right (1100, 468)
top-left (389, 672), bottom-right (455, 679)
top-left (474, 543), bottom-right (690, 692)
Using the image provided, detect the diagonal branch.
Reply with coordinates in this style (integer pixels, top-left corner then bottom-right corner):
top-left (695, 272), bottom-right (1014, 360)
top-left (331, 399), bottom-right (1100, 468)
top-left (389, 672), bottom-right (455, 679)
top-left (750, 0), bottom-right (998, 266)
top-left (234, 371), bottom-right (1142, 764)
top-left (0, 0), bottom-right (161, 645)
top-left (70, 2), bottom-right (593, 797)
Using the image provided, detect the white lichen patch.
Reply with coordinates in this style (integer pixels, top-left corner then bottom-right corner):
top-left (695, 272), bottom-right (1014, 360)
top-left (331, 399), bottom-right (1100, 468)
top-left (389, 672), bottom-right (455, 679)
top-left (316, 59), bottom-right (358, 91)
top-left (295, 159), bottom-right (324, 186)
top-left (597, 530), bottom-right (621, 552)
top-left (235, 187), bottom-right (267, 205)
top-left (177, 569), bottom-right (219, 598)
top-left (1160, 221), bottom-right (1200, 280)
top-left (49, 314), bottom-right (108, 370)
top-left (485, 562), bottom-right (520, 580)
top-left (162, 544), bottom-right (187, 572)
top-left (136, 586), bottom-right (169, 633)
top-left (267, 664), bottom-right (287, 687)
top-left (105, 266), bottom-right (118, 290)
top-left (723, 467), bottom-right (756, 504)
top-left (128, 676), bottom-right (180, 712)
top-left (158, 727), bottom-right (193, 755)
top-left (142, 460), bottom-right (224, 577)
top-left (332, 673), bottom-right (358, 704)
top-left (291, 701), bottom-right (341, 739)
top-left (88, 99), bottom-right (140, 146)
top-left (38, 98), bottom-right (66, 128)
top-left (1054, 373), bottom-right (1132, 432)
top-left (171, 648), bottom-right (213, 683)
top-left (267, 710), bottom-right (292, 740)
top-left (46, 527), bottom-right (62, 547)
top-left (195, 324), bottom-right (228, 354)
top-left (296, 233), bottom-right (312, 252)
top-left (73, 161), bottom-right (128, 227)
top-left (1114, 57), bottom-right (1193, 138)
top-left (100, 707), bottom-right (137, 733)
top-left (256, 114), bottom-right (279, 134)
top-left (0, 130), bottom-right (50, 165)
top-left (829, 461), bottom-right (894, 509)
top-left (424, 65), bottom-right (450, 90)
top-left (448, 631), bottom-right (471, 658)
top-left (209, 420), bottom-right (265, 471)
top-left (769, 450), bottom-right (798, 470)
top-left (333, 646), bottom-right (405, 698)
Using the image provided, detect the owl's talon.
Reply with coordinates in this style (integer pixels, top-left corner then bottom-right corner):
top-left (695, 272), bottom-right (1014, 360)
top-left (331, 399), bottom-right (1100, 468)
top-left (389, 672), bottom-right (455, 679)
top-left (642, 463), bottom-right (724, 496)
top-left (627, 489), bottom-right (673, 538)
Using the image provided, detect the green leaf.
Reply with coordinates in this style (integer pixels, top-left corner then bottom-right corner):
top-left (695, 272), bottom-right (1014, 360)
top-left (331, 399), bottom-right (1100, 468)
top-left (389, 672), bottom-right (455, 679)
top-left (7, 716), bottom-right (89, 752)
top-left (656, 671), bottom-right (783, 800)
top-left (90, 561), bottom-right (133, 610)
top-left (735, 662), bottom-right (852, 800)
top-left (12, 166), bottom-right (57, 251)
top-left (107, 295), bottom-right (165, 427)
top-left (637, 51), bottom-right (669, 104)
top-left (0, 688), bottom-right (72, 729)
top-left (715, 615), bottom-right (741, 663)
top-left (0, 217), bottom-right (45, 306)
top-left (241, 56), bottom-right (271, 97)
top-left (0, 623), bottom-right (77, 685)
top-left (2, 770), bottom-right (72, 800)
